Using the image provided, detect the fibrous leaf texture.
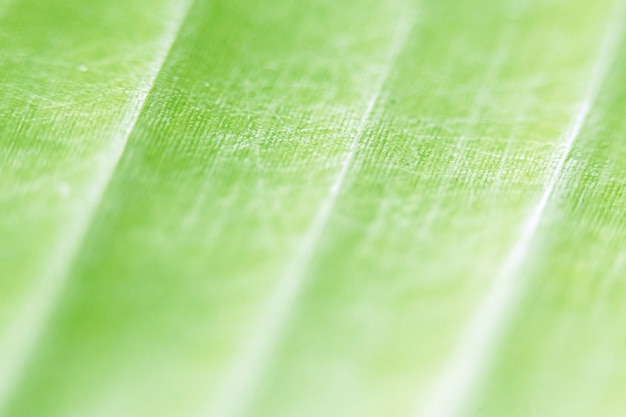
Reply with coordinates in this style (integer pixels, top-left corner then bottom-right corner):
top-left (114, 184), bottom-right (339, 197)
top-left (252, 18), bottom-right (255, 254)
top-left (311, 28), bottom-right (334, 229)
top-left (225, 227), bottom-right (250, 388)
top-left (1, 0), bottom-right (626, 416)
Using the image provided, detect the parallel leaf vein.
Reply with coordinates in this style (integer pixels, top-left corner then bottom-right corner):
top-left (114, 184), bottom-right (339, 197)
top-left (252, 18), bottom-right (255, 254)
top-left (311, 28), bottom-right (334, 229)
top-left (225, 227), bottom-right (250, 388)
top-left (209, 12), bottom-right (419, 417)
top-left (417, 2), bottom-right (626, 416)
top-left (0, 1), bottom-right (196, 413)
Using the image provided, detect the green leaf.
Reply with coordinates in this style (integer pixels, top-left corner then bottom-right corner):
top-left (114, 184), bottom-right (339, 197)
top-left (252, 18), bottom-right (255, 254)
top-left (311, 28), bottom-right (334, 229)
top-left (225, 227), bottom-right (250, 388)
top-left (1, 0), bottom-right (625, 416)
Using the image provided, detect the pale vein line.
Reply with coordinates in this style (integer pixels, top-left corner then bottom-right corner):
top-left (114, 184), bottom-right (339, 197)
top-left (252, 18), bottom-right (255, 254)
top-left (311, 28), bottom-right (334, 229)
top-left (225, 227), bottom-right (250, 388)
top-left (416, 3), bottom-right (626, 417)
top-left (0, 1), bottom-right (194, 413)
top-left (208, 14), bottom-right (417, 417)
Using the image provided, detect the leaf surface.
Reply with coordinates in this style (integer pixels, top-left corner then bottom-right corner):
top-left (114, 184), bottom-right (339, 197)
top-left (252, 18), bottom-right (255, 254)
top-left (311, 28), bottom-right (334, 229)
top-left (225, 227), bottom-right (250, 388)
top-left (0, 0), bottom-right (625, 416)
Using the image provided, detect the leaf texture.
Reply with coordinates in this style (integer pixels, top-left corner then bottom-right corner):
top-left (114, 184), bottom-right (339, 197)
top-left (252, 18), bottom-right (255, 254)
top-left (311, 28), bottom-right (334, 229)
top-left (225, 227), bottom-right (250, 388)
top-left (1, 0), bottom-right (625, 416)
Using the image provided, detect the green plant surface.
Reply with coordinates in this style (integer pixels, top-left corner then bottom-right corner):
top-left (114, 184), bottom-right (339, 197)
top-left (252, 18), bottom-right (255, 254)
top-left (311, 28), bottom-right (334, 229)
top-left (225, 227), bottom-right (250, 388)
top-left (0, 0), bottom-right (193, 408)
top-left (469, 22), bottom-right (626, 417)
top-left (1, 0), bottom-right (625, 416)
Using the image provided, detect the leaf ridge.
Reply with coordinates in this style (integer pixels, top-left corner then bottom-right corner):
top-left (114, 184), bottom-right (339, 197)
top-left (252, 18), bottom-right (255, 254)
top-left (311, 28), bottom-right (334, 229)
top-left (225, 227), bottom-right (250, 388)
top-left (0, 1), bottom-right (196, 413)
top-left (416, 2), bottom-right (626, 416)
top-left (208, 12), bottom-right (419, 417)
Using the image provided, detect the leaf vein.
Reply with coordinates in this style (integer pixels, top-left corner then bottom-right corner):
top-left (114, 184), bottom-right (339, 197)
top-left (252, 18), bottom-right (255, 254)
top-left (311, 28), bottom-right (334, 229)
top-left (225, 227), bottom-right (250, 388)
top-left (417, 2), bottom-right (626, 416)
top-left (0, 1), bottom-right (196, 412)
top-left (209, 12), bottom-right (419, 417)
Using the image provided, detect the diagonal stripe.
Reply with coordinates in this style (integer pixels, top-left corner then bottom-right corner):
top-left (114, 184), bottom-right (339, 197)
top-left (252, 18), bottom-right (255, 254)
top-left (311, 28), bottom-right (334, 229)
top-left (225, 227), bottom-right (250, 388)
top-left (0, 0), bottom-right (195, 413)
top-left (416, 1), bottom-right (626, 416)
top-left (208, 11), bottom-right (419, 417)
